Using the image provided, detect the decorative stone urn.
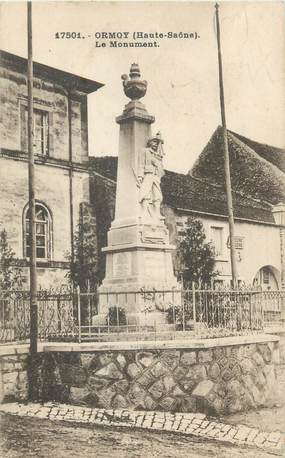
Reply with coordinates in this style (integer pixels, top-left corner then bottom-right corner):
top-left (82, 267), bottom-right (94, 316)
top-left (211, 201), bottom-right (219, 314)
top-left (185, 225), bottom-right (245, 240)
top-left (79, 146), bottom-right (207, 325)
top-left (121, 63), bottom-right (147, 100)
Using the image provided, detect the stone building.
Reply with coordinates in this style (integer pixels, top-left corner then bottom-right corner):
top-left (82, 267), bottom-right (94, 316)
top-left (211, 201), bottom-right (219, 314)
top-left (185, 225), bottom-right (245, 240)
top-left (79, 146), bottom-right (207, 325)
top-left (90, 140), bottom-right (285, 289)
top-left (191, 127), bottom-right (285, 289)
top-left (0, 50), bottom-right (103, 288)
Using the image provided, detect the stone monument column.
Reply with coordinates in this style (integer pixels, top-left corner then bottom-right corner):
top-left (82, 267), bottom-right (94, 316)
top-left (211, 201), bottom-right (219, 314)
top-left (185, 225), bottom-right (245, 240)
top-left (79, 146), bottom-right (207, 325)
top-left (98, 64), bottom-right (180, 325)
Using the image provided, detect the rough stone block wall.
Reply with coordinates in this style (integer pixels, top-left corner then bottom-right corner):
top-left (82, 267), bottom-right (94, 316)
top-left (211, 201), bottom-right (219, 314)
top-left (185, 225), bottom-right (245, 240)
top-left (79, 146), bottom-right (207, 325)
top-left (0, 354), bottom-right (28, 403)
top-left (39, 341), bottom-right (279, 416)
top-left (277, 332), bottom-right (285, 364)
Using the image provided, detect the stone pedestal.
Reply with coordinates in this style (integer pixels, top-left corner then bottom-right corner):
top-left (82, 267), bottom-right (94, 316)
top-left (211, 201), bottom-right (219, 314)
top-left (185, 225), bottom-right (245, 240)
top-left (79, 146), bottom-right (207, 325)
top-left (98, 64), bottom-right (180, 325)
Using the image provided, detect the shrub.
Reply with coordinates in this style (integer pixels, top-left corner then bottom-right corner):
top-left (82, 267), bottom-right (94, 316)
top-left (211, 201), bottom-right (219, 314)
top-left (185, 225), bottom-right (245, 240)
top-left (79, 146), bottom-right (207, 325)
top-left (0, 229), bottom-right (23, 291)
top-left (106, 306), bottom-right (127, 326)
top-left (166, 305), bottom-right (193, 328)
top-left (166, 306), bottom-right (181, 324)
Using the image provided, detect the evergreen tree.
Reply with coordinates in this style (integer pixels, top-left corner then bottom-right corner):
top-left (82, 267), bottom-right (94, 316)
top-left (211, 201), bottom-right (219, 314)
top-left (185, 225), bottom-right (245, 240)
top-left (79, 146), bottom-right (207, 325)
top-left (66, 210), bottom-right (99, 325)
top-left (67, 222), bottom-right (99, 292)
top-left (178, 217), bottom-right (217, 287)
top-left (66, 204), bottom-right (99, 291)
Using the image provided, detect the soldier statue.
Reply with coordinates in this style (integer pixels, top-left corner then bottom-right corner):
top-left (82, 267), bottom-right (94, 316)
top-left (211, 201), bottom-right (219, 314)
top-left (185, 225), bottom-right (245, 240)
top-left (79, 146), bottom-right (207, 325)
top-left (137, 132), bottom-right (165, 222)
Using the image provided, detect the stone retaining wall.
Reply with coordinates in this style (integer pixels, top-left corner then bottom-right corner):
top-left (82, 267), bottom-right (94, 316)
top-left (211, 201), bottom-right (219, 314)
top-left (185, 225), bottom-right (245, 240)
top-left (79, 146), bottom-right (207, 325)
top-left (275, 331), bottom-right (285, 364)
top-left (39, 339), bottom-right (280, 416)
top-left (0, 353), bottom-right (28, 403)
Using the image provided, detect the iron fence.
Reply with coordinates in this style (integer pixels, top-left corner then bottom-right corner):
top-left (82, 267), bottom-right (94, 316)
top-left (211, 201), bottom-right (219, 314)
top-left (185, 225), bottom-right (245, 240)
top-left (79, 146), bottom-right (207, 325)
top-left (0, 289), bottom-right (77, 343)
top-left (94, 287), bottom-right (284, 340)
top-left (0, 287), bottom-right (284, 343)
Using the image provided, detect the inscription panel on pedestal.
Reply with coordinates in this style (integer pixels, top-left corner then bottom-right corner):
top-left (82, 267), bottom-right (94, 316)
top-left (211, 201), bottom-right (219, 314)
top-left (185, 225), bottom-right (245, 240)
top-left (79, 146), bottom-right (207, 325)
top-left (144, 251), bottom-right (165, 279)
top-left (141, 226), bottom-right (168, 245)
top-left (113, 252), bottom-right (132, 278)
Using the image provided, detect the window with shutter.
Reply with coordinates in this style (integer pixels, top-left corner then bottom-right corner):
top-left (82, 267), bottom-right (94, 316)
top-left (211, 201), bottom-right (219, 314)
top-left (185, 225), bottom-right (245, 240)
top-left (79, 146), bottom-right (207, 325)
top-left (210, 227), bottom-right (223, 256)
top-left (21, 105), bottom-right (50, 156)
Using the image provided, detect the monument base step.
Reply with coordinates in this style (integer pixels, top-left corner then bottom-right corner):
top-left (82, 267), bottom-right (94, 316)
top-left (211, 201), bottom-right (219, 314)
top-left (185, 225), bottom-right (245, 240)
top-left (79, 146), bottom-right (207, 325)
top-left (91, 311), bottom-right (170, 327)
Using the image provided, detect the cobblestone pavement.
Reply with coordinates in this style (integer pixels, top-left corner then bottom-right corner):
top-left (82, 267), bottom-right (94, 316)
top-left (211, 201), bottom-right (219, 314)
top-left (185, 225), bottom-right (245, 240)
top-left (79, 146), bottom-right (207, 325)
top-left (0, 402), bottom-right (284, 455)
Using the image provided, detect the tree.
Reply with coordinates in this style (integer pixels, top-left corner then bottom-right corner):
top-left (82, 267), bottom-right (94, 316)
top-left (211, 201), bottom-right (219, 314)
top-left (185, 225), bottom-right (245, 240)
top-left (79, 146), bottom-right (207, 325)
top-left (65, 207), bottom-right (99, 325)
top-left (66, 203), bottom-right (99, 290)
top-left (177, 217), bottom-right (217, 287)
top-left (0, 229), bottom-right (23, 291)
top-left (67, 227), bottom-right (98, 291)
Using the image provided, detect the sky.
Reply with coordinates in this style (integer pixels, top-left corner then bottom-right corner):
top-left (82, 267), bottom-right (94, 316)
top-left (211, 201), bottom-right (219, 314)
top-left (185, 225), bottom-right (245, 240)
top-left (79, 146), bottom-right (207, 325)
top-left (0, 1), bottom-right (284, 173)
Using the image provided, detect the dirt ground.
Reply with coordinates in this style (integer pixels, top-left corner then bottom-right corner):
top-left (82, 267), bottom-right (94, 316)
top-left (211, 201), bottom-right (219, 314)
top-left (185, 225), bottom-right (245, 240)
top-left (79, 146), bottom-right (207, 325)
top-left (0, 412), bottom-right (278, 458)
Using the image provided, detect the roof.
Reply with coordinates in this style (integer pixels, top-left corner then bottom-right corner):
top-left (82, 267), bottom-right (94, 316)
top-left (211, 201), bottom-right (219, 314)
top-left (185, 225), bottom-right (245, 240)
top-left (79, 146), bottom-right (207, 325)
top-left (0, 50), bottom-right (104, 94)
top-left (191, 127), bottom-right (285, 206)
top-left (89, 156), bottom-right (275, 224)
top-left (229, 130), bottom-right (285, 174)
top-left (162, 171), bottom-right (274, 223)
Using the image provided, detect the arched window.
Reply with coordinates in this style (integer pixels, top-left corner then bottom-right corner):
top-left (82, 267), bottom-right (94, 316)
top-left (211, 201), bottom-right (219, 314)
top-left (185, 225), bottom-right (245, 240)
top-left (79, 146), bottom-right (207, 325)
top-left (24, 203), bottom-right (52, 260)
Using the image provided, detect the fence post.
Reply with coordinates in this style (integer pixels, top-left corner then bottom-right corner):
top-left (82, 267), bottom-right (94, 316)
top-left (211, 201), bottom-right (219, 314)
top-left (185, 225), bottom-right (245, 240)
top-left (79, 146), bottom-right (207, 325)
top-left (116, 304), bottom-right (119, 328)
top-left (262, 291), bottom-right (265, 330)
top-left (192, 282), bottom-right (196, 333)
top-left (71, 286), bottom-right (75, 337)
top-left (57, 295), bottom-right (61, 335)
top-left (107, 314), bottom-right (110, 334)
top-left (249, 293), bottom-right (252, 330)
top-left (182, 289), bottom-right (185, 332)
top-left (77, 286), bottom-right (81, 343)
top-left (14, 294), bottom-right (17, 341)
top-left (172, 299), bottom-right (175, 326)
top-left (87, 280), bottom-right (91, 338)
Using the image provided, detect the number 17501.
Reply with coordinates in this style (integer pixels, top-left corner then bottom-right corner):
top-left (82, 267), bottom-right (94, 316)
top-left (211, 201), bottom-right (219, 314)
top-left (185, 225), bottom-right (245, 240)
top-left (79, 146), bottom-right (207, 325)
top-left (55, 32), bottom-right (83, 39)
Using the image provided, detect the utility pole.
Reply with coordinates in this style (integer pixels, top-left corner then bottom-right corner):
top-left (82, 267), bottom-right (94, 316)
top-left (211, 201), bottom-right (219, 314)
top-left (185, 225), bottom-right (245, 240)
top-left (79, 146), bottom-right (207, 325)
top-left (67, 93), bottom-right (75, 276)
top-left (215, 3), bottom-right (238, 287)
top-left (27, 2), bottom-right (38, 369)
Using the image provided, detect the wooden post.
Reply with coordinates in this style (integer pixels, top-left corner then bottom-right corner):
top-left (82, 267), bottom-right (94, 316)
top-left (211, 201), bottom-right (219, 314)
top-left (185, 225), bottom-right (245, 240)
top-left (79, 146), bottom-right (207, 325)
top-left (215, 3), bottom-right (238, 288)
top-left (27, 1), bottom-right (39, 401)
top-left (67, 93), bottom-right (74, 273)
top-left (27, 1), bottom-right (38, 355)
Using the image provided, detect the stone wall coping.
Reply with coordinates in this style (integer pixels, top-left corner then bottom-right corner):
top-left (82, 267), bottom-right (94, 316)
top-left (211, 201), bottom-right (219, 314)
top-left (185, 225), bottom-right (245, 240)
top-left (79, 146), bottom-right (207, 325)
top-left (42, 334), bottom-right (279, 353)
top-left (265, 326), bottom-right (285, 336)
top-left (0, 334), bottom-right (279, 356)
top-left (0, 342), bottom-right (47, 356)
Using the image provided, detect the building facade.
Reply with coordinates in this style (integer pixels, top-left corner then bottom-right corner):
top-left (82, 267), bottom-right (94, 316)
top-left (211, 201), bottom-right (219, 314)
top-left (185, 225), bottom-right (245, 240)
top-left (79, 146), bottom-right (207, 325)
top-left (166, 207), bottom-right (282, 289)
top-left (191, 127), bottom-right (285, 289)
top-left (90, 156), bottom-right (284, 290)
top-left (0, 50), bottom-right (103, 288)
